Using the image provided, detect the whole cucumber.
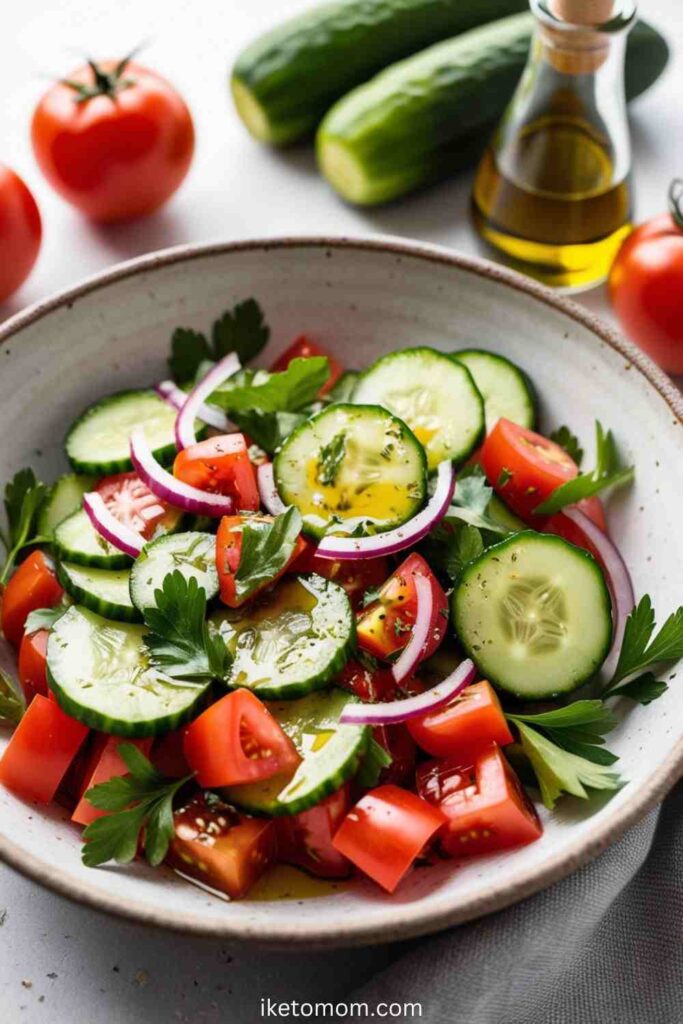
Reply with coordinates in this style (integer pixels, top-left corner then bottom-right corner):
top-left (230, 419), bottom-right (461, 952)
top-left (232, 0), bottom-right (529, 145)
top-left (316, 14), bottom-right (669, 205)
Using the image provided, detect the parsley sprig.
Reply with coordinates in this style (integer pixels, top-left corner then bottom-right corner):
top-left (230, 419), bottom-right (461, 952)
top-left (233, 507), bottom-right (303, 603)
top-left (0, 469), bottom-right (51, 584)
top-left (603, 596), bottom-right (683, 704)
top-left (169, 298), bottom-right (269, 385)
top-left (549, 425), bottom-right (584, 466)
top-left (211, 357), bottom-right (329, 415)
top-left (142, 572), bottom-right (231, 683)
top-left (534, 421), bottom-right (634, 515)
top-left (81, 744), bottom-right (192, 867)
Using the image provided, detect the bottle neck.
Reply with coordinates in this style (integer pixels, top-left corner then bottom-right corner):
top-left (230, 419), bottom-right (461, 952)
top-left (531, 0), bottom-right (636, 75)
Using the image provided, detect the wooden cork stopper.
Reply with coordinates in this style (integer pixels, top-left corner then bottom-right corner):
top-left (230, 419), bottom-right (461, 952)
top-left (543, 0), bottom-right (615, 74)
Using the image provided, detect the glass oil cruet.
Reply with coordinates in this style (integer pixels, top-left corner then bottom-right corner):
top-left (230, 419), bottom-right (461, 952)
top-left (471, 0), bottom-right (636, 291)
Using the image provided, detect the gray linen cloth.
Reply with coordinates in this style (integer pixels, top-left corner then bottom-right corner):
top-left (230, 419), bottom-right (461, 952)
top-left (339, 781), bottom-right (683, 1023)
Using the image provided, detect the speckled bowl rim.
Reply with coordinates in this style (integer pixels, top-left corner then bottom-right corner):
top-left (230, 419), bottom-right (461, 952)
top-left (0, 235), bottom-right (681, 949)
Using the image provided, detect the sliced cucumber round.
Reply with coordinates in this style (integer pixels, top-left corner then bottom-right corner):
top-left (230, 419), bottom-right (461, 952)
top-left (274, 402), bottom-right (427, 539)
top-left (211, 574), bottom-right (355, 700)
top-left (353, 347), bottom-right (484, 470)
top-left (452, 532), bottom-right (612, 699)
top-left (452, 349), bottom-right (536, 433)
top-left (65, 390), bottom-right (203, 475)
top-left (222, 688), bottom-right (369, 817)
top-left (47, 605), bottom-right (208, 737)
top-left (38, 474), bottom-right (96, 538)
top-left (130, 532), bottom-right (218, 613)
top-left (57, 562), bottom-right (139, 623)
top-left (54, 509), bottom-right (132, 569)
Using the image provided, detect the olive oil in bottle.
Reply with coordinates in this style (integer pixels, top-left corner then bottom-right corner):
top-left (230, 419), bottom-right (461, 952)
top-left (472, 0), bottom-right (635, 292)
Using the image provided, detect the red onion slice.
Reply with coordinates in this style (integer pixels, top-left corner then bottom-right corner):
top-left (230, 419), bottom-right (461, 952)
top-left (316, 460), bottom-right (455, 562)
top-left (130, 428), bottom-right (234, 518)
top-left (155, 380), bottom-right (231, 434)
top-left (257, 462), bottom-right (286, 516)
top-left (82, 492), bottom-right (144, 559)
top-left (175, 352), bottom-right (241, 450)
top-left (563, 507), bottom-right (635, 679)
top-left (340, 658), bottom-right (476, 726)
top-left (391, 574), bottom-right (433, 684)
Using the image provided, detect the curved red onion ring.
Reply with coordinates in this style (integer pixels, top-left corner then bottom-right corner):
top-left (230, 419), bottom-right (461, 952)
top-left (82, 492), bottom-right (144, 559)
top-left (130, 428), bottom-right (234, 518)
top-left (257, 462), bottom-right (286, 516)
top-left (340, 659), bottom-right (476, 726)
top-left (175, 352), bottom-right (241, 450)
top-left (391, 574), bottom-right (433, 685)
top-left (155, 380), bottom-right (231, 434)
top-left (316, 460), bottom-right (455, 562)
top-left (563, 506), bottom-right (635, 679)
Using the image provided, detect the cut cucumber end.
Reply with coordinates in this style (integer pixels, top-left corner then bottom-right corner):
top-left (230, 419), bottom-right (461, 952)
top-left (231, 76), bottom-right (281, 144)
top-left (317, 135), bottom-right (380, 206)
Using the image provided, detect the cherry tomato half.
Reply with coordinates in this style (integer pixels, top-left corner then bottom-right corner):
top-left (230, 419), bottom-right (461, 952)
top-left (0, 166), bottom-right (41, 303)
top-left (543, 496), bottom-right (607, 561)
top-left (166, 792), bottom-right (277, 899)
top-left (408, 681), bottom-right (513, 762)
top-left (31, 59), bottom-right (194, 223)
top-left (270, 336), bottom-right (344, 397)
top-left (174, 434), bottom-right (259, 512)
top-left (183, 690), bottom-right (301, 788)
top-left (356, 553), bottom-right (448, 662)
top-left (95, 472), bottom-right (182, 539)
top-left (609, 181), bottom-right (683, 374)
top-left (275, 786), bottom-right (352, 879)
top-left (1, 551), bottom-right (63, 649)
top-left (216, 514), bottom-right (306, 608)
top-left (482, 418), bottom-right (578, 521)
top-left (0, 695), bottom-right (88, 803)
top-left (18, 627), bottom-right (49, 704)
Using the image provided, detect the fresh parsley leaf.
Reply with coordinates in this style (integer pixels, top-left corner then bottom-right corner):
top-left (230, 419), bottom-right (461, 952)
top-left (445, 524), bottom-right (485, 580)
top-left (497, 468), bottom-right (513, 488)
top-left (143, 572), bottom-right (231, 682)
top-left (515, 721), bottom-right (622, 809)
top-left (355, 738), bottom-right (392, 789)
top-left (550, 425), bottom-right (584, 466)
top-left (234, 507), bottom-right (303, 602)
top-left (316, 432), bottom-right (346, 487)
top-left (508, 700), bottom-right (617, 734)
top-left (24, 603), bottom-right (68, 634)
top-left (82, 744), bottom-right (192, 868)
top-left (168, 327), bottom-right (211, 385)
top-left (212, 298), bottom-right (269, 364)
top-left (231, 410), bottom-right (305, 456)
top-left (604, 596), bottom-right (683, 695)
top-left (606, 673), bottom-right (668, 706)
top-left (1, 468), bottom-right (50, 584)
top-left (0, 662), bottom-right (25, 726)
top-left (534, 421), bottom-right (634, 515)
top-left (360, 585), bottom-right (383, 610)
top-left (445, 472), bottom-right (511, 536)
top-left (211, 357), bottom-right (330, 415)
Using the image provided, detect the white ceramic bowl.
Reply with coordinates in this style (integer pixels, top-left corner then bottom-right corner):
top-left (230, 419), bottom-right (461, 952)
top-left (0, 237), bottom-right (681, 948)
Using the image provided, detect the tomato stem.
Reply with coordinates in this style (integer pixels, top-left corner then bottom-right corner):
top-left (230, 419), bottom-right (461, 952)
top-left (668, 179), bottom-right (683, 232)
top-left (62, 51), bottom-right (138, 103)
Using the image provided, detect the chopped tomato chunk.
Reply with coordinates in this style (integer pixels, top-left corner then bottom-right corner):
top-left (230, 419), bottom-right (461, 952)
top-left (270, 336), bottom-right (343, 396)
top-left (183, 690), bottom-right (301, 788)
top-left (95, 472), bottom-right (181, 539)
top-left (72, 735), bottom-right (153, 826)
top-left (482, 418), bottom-right (578, 521)
top-left (418, 745), bottom-right (542, 857)
top-left (1, 551), bottom-right (63, 648)
top-left (18, 627), bottom-right (49, 703)
top-left (151, 728), bottom-right (191, 778)
top-left (356, 553), bottom-right (448, 662)
top-left (174, 433), bottom-right (259, 511)
top-left (408, 681), bottom-right (513, 761)
top-left (332, 784), bottom-right (447, 893)
top-left (166, 792), bottom-right (276, 899)
top-left (276, 786), bottom-right (352, 879)
top-left (0, 695), bottom-right (88, 803)
top-left (216, 513), bottom-right (306, 607)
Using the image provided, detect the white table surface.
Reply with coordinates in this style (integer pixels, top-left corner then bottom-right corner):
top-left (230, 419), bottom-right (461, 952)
top-left (1, 0), bottom-right (681, 1019)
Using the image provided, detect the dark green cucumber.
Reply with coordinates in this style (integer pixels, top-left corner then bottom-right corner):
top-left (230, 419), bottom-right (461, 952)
top-left (211, 574), bottom-right (355, 699)
top-left (231, 0), bottom-right (529, 145)
top-left (57, 562), bottom-right (140, 623)
top-left (38, 474), bottom-right (95, 538)
top-left (452, 532), bottom-right (612, 699)
top-left (452, 350), bottom-right (536, 434)
top-left (222, 688), bottom-right (369, 816)
top-left (317, 15), bottom-right (669, 205)
top-left (47, 606), bottom-right (208, 737)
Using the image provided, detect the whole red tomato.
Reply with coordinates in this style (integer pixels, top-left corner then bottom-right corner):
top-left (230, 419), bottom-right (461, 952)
top-left (609, 180), bottom-right (683, 374)
top-left (0, 166), bottom-right (41, 303)
top-left (31, 57), bottom-right (194, 222)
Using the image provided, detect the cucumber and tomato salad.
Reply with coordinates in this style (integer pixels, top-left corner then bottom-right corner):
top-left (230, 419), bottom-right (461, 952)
top-left (0, 322), bottom-right (634, 901)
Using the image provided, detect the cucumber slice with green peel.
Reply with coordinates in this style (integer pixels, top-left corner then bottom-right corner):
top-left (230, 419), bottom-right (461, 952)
top-left (47, 606), bottom-right (208, 737)
top-left (274, 403), bottom-right (426, 539)
top-left (452, 350), bottom-right (536, 433)
top-left (353, 348), bottom-right (484, 470)
top-left (65, 390), bottom-right (205, 475)
top-left (222, 688), bottom-right (369, 816)
top-left (130, 532), bottom-right (218, 613)
top-left (452, 532), bottom-right (612, 700)
top-left (211, 574), bottom-right (355, 700)
top-left (54, 509), bottom-right (132, 569)
top-left (38, 474), bottom-right (96, 538)
top-left (487, 494), bottom-right (526, 534)
top-left (57, 562), bottom-right (139, 623)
